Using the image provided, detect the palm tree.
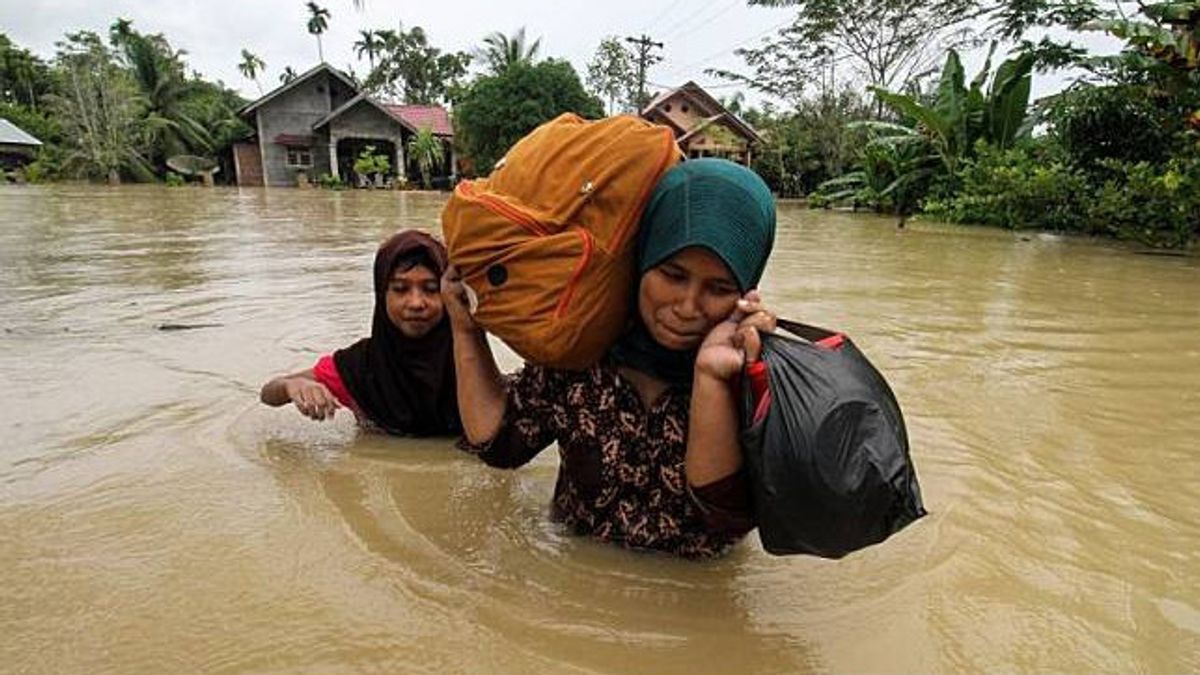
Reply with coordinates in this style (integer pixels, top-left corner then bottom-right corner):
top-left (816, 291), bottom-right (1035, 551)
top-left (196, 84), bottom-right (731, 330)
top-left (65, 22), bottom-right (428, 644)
top-left (406, 127), bottom-right (442, 189)
top-left (280, 66), bottom-right (299, 84)
top-left (306, 2), bottom-right (331, 62)
top-left (238, 49), bottom-right (266, 95)
top-left (110, 22), bottom-right (213, 162)
top-left (477, 27), bottom-right (541, 74)
top-left (353, 29), bottom-right (383, 69)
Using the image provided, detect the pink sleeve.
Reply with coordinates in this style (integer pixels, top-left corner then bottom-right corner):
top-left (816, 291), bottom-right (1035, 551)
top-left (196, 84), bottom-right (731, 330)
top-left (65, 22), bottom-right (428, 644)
top-left (313, 354), bottom-right (359, 411)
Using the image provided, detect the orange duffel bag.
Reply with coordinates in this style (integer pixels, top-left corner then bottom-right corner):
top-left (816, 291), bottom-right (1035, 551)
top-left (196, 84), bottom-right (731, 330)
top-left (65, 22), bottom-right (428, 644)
top-left (441, 113), bottom-right (683, 369)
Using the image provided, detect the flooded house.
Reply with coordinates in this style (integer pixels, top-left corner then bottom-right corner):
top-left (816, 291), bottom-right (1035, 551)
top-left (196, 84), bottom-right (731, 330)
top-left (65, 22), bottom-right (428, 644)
top-left (640, 81), bottom-right (762, 165)
top-left (0, 117), bottom-right (43, 175)
top-left (233, 63), bottom-right (454, 188)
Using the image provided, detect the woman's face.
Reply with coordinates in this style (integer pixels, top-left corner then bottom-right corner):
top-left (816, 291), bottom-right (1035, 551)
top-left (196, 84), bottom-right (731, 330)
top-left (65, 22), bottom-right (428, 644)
top-left (385, 263), bottom-right (445, 338)
top-left (638, 246), bottom-right (741, 351)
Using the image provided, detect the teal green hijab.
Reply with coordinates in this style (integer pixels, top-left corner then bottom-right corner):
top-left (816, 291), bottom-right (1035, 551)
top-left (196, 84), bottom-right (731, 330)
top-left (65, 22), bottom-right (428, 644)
top-left (609, 158), bottom-right (776, 386)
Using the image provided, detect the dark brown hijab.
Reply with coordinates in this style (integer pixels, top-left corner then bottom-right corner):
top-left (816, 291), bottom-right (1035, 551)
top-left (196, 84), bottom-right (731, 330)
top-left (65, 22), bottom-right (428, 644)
top-left (333, 230), bottom-right (461, 436)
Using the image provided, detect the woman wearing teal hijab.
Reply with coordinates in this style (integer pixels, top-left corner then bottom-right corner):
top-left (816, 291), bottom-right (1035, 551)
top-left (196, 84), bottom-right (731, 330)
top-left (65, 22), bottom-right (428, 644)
top-left (444, 159), bottom-right (777, 559)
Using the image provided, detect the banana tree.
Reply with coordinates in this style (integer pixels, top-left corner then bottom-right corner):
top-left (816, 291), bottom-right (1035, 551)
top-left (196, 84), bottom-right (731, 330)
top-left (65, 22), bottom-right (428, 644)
top-left (869, 47), bottom-right (1034, 175)
top-left (814, 121), bottom-right (940, 226)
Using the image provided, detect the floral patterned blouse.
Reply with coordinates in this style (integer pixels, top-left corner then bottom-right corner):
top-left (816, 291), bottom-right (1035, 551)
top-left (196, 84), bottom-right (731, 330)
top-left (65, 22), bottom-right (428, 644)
top-left (460, 359), bottom-right (756, 559)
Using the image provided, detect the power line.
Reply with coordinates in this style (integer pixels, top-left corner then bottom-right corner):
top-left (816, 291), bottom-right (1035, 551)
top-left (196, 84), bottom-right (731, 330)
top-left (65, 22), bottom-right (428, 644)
top-left (656, 18), bottom-right (793, 80)
top-left (640, 0), bottom-right (691, 36)
top-left (654, 0), bottom-right (729, 42)
top-left (662, 0), bottom-right (746, 42)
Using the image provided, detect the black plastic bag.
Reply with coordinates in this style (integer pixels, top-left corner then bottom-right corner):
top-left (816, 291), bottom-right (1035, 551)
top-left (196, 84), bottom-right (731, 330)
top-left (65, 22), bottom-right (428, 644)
top-left (740, 319), bottom-right (926, 558)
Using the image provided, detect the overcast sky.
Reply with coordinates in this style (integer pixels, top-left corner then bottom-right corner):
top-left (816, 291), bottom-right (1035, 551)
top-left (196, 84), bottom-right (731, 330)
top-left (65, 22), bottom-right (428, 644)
top-left (3, 0), bottom-right (1120, 107)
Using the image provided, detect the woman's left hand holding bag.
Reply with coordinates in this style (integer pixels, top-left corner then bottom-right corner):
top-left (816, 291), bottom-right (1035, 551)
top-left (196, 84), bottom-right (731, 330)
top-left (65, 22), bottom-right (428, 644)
top-left (695, 290), bottom-right (778, 381)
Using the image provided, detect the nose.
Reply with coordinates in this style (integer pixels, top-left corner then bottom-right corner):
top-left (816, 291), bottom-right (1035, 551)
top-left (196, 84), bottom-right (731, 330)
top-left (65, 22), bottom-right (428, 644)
top-left (407, 289), bottom-right (430, 310)
top-left (672, 284), bottom-right (702, 320)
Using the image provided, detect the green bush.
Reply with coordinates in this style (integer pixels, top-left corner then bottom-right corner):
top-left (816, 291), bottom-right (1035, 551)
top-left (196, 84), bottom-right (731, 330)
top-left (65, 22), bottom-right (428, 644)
top-left (923, 141), bottom-right (1092, 232)
top-left (315, 173), bottom-right (346, 190)
top-left (1088, 158), bottom-right (1200, 249)
top-left (353, 145), bottom-right (391, 179)
top-left (923, 140), bottom-right (1200, 248)
top-left (163, 171), bottom-right (185, 187)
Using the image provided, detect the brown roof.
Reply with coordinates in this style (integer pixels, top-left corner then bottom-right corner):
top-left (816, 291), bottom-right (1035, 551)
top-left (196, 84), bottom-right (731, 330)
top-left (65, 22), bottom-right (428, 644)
top-left (640, 81), bottom-right (762, 144)
top-left (642, 109), bottom-right (687, 136)
top-left (384, 105), bottom-right (453, 136)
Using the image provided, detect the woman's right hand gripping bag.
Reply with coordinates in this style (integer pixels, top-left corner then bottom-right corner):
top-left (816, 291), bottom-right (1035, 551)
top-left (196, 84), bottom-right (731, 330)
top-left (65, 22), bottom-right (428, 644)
top-left (741, 319), bottom-right (927, 558)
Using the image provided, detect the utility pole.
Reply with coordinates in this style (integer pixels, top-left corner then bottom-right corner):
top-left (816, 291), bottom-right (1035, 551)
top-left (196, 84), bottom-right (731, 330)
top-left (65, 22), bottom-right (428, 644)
top-left (624, 34), bottom-right (663, 111)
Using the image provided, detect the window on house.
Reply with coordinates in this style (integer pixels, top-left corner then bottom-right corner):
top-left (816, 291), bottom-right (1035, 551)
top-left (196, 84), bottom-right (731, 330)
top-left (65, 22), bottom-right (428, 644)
top-left (286, 146), bottom-right (313, 168)
top-left (681, 104), bottom-right (690, 113)
top-left (664, 103), bottom-right (672, 112)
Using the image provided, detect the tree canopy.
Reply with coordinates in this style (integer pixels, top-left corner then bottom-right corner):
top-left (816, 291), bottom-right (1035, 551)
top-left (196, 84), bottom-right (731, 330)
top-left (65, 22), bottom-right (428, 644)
top-left (453, 58), bottom-right (603, 174)
top-left (713, 0), bottom-right (984, 106)
top-left (362, 25), bottom-right (471, 104)
top-left (586, 36), bottom-right (636, 115)
top-left (1, 33), bottom-right (53, 110)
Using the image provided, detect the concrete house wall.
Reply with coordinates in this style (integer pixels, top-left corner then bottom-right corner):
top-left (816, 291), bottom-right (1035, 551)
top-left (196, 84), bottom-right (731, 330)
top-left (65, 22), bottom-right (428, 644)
top-left (328, 101), bottom-right (406, 140)
top-left (255, 72), bottom-right (355, 186)
top-left (326, 101), bottom-right (409, 182)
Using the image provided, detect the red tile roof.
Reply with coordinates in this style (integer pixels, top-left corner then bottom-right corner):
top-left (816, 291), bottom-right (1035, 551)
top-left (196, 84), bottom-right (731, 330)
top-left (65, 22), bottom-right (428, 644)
top-left (384, 105), bottom-right (453, 137)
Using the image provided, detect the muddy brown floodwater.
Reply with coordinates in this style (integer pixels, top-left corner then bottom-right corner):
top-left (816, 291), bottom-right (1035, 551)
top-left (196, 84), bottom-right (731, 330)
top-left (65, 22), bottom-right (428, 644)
top-left (2, 184), bottom-right (1198, 673)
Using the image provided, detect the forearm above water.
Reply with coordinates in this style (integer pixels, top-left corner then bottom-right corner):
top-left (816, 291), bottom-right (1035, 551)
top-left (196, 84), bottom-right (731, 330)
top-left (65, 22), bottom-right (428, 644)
top-left (452, 326), bottom-right (508, 445)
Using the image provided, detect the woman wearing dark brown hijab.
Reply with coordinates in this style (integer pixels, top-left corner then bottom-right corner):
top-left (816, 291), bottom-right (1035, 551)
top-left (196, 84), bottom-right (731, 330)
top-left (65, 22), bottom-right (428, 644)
top-left (260, 230), bottom-right (461, 436)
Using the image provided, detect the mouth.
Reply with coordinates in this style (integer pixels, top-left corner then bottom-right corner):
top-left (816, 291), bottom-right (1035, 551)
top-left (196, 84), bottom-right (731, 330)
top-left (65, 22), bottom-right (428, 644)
top-left (658, 323), bottom-right (701, 344)
top-left (396, 316), bottom-right (436, 333)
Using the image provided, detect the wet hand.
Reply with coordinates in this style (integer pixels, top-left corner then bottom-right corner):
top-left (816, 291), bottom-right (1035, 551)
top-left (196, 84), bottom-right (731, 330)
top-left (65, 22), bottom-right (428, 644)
top-left (440, 264), bottom-right (478, 332)
top-left (695, 290), bottom-right (777, 381)
top-left (286, 379), bottom-right (340, 421)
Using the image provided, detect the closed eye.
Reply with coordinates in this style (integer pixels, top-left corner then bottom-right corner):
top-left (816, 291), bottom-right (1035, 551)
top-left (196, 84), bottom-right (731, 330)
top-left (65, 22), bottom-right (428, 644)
top-left (657, 264), bottom-right (688, 282)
